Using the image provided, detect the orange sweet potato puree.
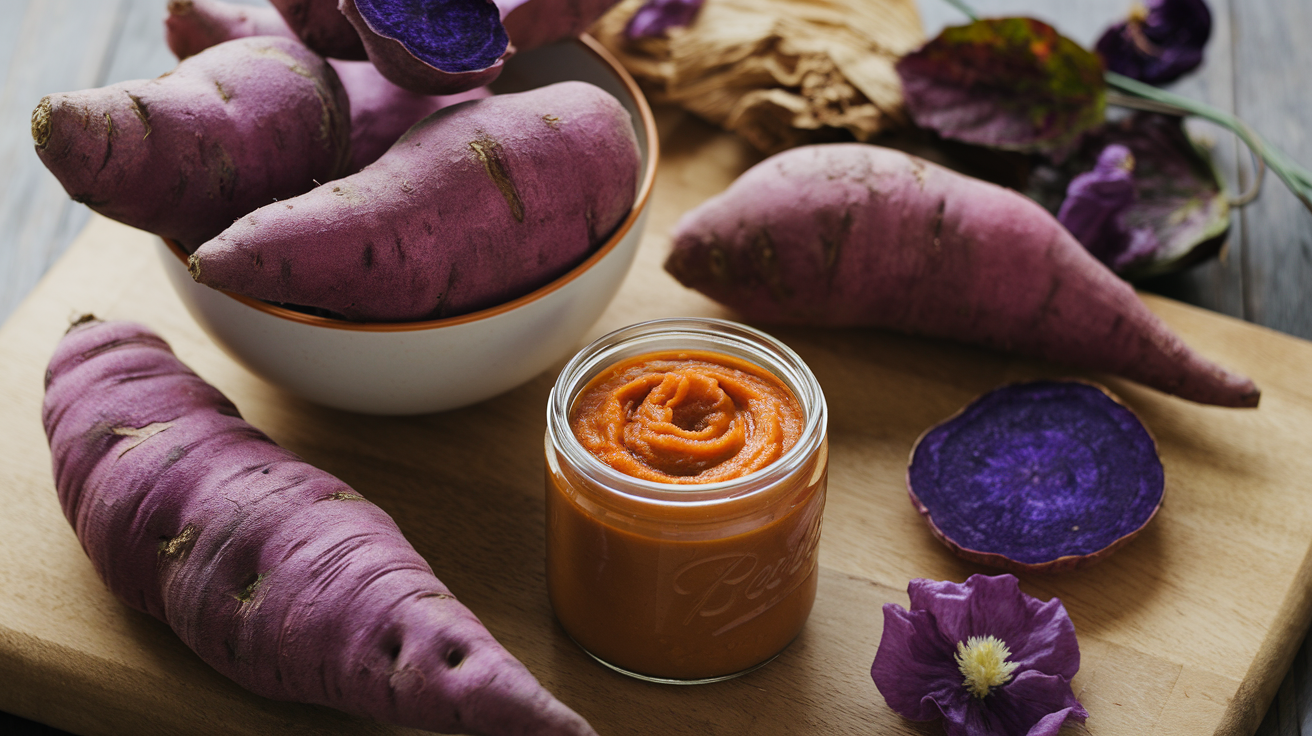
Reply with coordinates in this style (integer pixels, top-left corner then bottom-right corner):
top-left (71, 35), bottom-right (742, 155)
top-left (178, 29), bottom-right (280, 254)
top-left (548, 350), bottom-right (824, 680)
top-left (568, 351), bottom-right (805, 483)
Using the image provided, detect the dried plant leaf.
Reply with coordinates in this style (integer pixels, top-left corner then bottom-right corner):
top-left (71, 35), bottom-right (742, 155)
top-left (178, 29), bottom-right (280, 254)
top-left (592, 0), bottom-right (924, 154)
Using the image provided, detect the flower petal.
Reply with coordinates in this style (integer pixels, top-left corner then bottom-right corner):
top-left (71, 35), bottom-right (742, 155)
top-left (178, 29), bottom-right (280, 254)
top-left (871, 603), bottom-right (970, 721)
top-left (909, 575), bottom-right (1080, 680)
top-left (992, 670), bottom-right (1088, 736)
top-left (625, 0), bottom-right (705, 40)
top-left (1095, 0), bottom-right (1212, 84)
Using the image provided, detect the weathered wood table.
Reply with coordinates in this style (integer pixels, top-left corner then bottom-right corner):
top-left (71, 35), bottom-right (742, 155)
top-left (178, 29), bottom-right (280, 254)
top-left (2, 1), bottom-right (1310, 734)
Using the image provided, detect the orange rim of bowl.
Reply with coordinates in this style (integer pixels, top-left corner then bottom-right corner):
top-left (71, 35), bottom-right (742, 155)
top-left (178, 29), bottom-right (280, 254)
top-left (163, 34), bottom-right (660, 333)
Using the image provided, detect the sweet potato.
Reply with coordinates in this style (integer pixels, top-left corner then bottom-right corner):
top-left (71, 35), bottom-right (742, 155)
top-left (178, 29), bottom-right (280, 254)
top-left (32, 36), bottom-right (351, 251)
top-left (339, 0), bottom-right (510, 95)
top-left (332, 60), bottom-right (492, 172)
top-left (495, 0), bottom-right (623, 52)
top-left (43, 317), bottom-right (596, 736)
top-left (665, 143), bottom-right (1259, 408)
top-left (188, 80), bottom-right (641, 322)
top-left (269, 0), bottom-right (367, 59)
top-left (164, 0), bottom-right (298, 59)
top-left (162, 0), bottom-right (492, 172)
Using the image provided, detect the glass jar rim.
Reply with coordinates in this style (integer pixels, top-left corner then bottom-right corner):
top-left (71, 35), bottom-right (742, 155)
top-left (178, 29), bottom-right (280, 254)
top-left (546, 317), bottom-right (828, 506)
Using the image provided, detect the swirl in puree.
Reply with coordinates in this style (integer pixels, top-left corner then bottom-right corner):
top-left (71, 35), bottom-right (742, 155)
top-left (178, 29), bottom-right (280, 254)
top-left (570, 351), bottom-right (804, 483)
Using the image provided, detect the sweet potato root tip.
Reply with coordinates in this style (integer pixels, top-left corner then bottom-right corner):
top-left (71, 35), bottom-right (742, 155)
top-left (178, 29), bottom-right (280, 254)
top-left (168, 0), bottom-right (195, 14)
top-left (32, 97), bottom-right (52, 148)
top-left (187, 253), bottom-right (202, 281)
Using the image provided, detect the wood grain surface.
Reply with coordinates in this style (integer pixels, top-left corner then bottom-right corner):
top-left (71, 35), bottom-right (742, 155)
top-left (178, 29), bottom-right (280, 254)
top-left (2, 107), bottom-right (1312, 736)
top-left (3, 1), bottom-right (1312, 734)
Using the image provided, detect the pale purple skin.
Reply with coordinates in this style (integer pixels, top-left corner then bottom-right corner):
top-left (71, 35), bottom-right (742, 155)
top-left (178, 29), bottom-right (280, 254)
top-left (1057, 144), bottom-right (1161, 273)
top-left (332, 60), bottom-right (493, 172)
top-left (871, 575), bottom-right (1087, 736)
top-left (906, 381), bottom-right (1164, 573)
top-left (42, 318), bottom-right (597, 736)
top-left (269, 0), bottom-right (367, 59)
top-left (190, 81), bottom-right (640, 322)
top-left (341, 0), bottom-right (509, 95)
top-left (665, 143), bottom-right (1260, 409)
top-left (1096, 0), bottom-right (1212, 85)
top-left (624, 0), bottom-right (704, 40)
top-left (32, 36), bottom-right (351, 252)
top-left (161, 0), bottom-right (493, 173)
top-left (164, 0), bottom-right (298, 59)
top-left (496, 0), bottom-right (622, 51)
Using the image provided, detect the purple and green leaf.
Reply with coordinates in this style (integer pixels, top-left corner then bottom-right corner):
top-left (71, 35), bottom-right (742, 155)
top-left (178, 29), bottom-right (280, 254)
top-left (895, 18), bottom-right (1106, 158)
top-left (1028, 112), bottom-right (1229, 280)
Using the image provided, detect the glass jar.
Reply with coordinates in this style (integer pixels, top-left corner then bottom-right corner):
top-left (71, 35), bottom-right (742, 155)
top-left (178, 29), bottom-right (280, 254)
top-left (544, 318), bottom-right (828, 683)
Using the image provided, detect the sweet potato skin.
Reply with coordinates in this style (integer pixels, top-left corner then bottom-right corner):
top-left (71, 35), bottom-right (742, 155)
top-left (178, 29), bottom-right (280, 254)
top-left (43, 318), bottom-right (596, 735)
top-left (164, 0), bottom-right (298, 59)
top-left (495, 0), bottom-right (623, 51)
top-left (33, 36), bottom-right (351, 251)
top-left (665, 143), bottom-right (1259, 408)
top-left (161, 0), bottom-right (493, 172)
top-left (331, 59), bottom-right (492, 172)
top-left (269, 0), bottom-right (367, 59)
top-left (190, 80), bottom-right (640, 322)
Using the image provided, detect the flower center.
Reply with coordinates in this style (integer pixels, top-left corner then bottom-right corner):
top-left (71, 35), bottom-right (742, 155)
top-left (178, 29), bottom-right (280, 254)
top-left (954, 635), bottom-right (1019, 698)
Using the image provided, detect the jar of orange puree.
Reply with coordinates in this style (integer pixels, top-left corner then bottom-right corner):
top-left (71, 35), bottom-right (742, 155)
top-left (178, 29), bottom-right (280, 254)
top-left (545, 318), bottom-right (828, 683)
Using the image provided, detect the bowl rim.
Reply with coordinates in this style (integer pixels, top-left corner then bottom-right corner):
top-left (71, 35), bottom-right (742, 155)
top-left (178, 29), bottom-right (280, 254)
top-left (163, 33), bottom-right (659, 334)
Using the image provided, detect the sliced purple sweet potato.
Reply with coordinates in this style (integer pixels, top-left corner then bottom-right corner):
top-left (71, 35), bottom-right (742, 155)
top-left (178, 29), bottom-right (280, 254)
top-left (341, 0), bottom-right (510, 95)
top-left (906, 380), bottom-right (1164, 573)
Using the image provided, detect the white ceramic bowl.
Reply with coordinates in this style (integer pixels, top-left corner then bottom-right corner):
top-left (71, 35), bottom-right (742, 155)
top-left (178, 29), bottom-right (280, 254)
top-left (158, 36), bottom-right (658, 415)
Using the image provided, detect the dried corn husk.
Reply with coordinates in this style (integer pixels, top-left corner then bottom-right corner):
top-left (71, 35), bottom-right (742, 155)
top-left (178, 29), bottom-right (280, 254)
top-left (592, 0), bottom-right (924, 154)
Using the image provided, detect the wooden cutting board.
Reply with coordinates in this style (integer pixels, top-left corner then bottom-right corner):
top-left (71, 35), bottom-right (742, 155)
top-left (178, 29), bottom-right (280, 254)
top-left (3, 110), bottom-right (1312, 736)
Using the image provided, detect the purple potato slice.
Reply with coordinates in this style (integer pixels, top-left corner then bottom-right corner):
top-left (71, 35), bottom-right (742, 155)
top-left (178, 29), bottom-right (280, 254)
top-left (907, 380), bottom-right (1163, 573)
top-left (340, 0), bottom-right (510, 95)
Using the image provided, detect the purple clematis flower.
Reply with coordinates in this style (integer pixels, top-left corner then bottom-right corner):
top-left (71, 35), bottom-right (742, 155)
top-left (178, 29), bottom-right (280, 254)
top-left (625, 0), bottom-right (705, 40)
top-left (871, 574), bottom-right (1087, 736)
top-left (1058, 144), bottom-right (1161, 273)
top-left (1095, 0), bottom-right (1212, 84)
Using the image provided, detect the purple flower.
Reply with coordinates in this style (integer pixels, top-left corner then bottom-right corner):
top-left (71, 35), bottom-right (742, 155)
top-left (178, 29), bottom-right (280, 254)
top-left (871, 574), bottom-right (1087, 736)
top-left (1058, 144), bottom-right (1161, 273)
top-left (1095, 0), bottom-right (1212, 84)
top-left (625, 0), bottom-right (705, 40)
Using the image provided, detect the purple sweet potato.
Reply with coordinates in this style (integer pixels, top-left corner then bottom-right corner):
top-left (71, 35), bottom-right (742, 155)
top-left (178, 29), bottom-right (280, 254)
top-left (32, 36), bottom-right (351, 251)
top-left (495, 0), bottom-right (622, 51)
top-left (161, 0), bottom-right (493, 172)
top-left (339, 0), bottom-right (510, 95)
top-left (665, 143), bottom-right (1259, 408)
top-left (188, 80), bottom-right (640, 322)
top-left (269, 0), bottom-right (367, 59)
top-left (43, 317), bottom-right (596, 736)
top-left (165, 0), bottom-right (298, 59)
top-left (331, 60), bottom-right (492, 172)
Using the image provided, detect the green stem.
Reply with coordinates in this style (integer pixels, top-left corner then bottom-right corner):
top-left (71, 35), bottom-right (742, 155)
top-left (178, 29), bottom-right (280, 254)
top-left (942, 0), bottom-right (979, 21)
top-left (1106, 72), bottom-right (1312, 212)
